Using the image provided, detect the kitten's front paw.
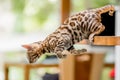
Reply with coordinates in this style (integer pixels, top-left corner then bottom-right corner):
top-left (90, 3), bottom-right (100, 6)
top-left (56, 53), bottom-right (66, 59)
top-left (70, 49), bottom-right (87, 54)
top-left (78, 49), bottom-right (87, 53)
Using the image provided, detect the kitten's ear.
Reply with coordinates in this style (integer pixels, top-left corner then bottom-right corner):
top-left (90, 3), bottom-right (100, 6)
top-left (22, 44), bottom-right (32, 50)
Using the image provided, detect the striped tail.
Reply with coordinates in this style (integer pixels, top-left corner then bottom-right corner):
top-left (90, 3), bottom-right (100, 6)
top-left (92, 5), bottom-right (115, 16)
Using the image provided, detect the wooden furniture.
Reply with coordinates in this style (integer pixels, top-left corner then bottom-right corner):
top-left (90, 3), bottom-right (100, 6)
top-left (94, 36), bottom-right (120, 45)
top-left (59, 53), bottom-right (105, 80)
top-left (61, 0), bottom-right (70, 23)
top-left (4, 63), bottom-right (58, 80)
top-left (89, 54), bottom-right (105, 80)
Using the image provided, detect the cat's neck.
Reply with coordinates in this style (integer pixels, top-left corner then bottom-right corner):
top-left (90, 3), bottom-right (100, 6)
top-left (40, 40), bottom-right (51, 53)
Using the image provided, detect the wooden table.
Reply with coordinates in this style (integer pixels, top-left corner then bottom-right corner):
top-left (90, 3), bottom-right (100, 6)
top-left (4, 63), bottom-right (58, 80)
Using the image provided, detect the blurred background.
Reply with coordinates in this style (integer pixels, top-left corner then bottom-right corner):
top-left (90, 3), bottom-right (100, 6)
top-left (0, 0), bottom-right (119, 80)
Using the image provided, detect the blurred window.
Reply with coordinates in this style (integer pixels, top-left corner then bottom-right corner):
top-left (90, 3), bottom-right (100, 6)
top-left (0, 0), bottom-right (60, 34)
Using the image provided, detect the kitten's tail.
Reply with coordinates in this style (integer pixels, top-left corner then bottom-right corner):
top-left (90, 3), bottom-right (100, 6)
top-left (91, 5), bottom-right (115, 16)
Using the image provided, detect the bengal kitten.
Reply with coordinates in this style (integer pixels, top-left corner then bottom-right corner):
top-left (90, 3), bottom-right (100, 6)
top-left (22, 5), bottom-right (115, 63)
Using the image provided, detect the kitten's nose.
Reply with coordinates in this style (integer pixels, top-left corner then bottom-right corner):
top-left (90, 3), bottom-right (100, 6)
top-left (29, 58), bottom-right (38, 63)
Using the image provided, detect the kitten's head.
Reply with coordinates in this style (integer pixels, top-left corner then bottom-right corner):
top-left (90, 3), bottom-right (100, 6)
top-left (22, 42), bottom-right (43, 63)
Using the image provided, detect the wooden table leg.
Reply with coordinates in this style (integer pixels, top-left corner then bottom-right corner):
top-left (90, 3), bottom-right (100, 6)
top-left (24, 65), bottom-right (30, 80)
top-left (59, 54), bottom-right (75, 80)
top-left (89, 53), bottom-right (105, 80)
top-left (4, 64), bottom-right (9, 80)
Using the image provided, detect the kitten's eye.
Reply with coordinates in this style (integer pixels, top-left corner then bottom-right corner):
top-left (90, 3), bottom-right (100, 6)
top-left (28, 50), bottom-right (33, 53)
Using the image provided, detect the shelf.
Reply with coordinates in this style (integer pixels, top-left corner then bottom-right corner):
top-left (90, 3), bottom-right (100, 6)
top-left (93, 36), bottom-right (120, 46)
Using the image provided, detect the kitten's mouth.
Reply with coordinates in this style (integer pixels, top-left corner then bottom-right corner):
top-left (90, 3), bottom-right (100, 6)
top-left (29, 59), bottom-right (35, 63)
top-left (29, 60), bottom-right (33, 63)
top-left (29, 57), bottom-right (38, 63)
top-left (27, 57), bottom-right (34, 63)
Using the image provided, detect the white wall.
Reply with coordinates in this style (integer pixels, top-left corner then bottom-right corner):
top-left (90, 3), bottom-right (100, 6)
top-left (115, 5), bottom-right (120, 80)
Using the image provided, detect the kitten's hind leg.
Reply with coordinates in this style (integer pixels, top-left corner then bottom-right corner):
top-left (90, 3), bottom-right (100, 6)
top-left (89, 23), bottom-right (105, 44)
top-left (109, 10), bottom-right (114, 16)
